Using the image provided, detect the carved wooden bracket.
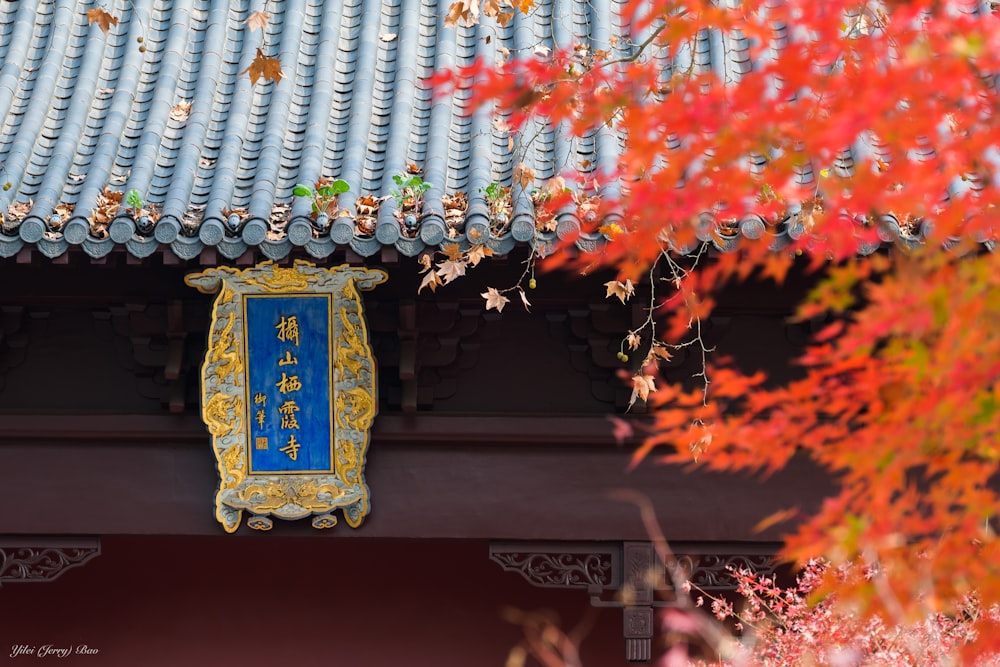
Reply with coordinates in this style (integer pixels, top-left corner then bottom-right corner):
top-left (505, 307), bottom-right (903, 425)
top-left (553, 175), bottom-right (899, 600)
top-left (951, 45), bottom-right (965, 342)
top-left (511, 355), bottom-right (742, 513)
top-left (374, 299), bottom-right (482, 411)
top-left (117, 300), bottom-right (199, 413)
top-left (0, 537), bottom-right (101, 587)
top-left (489, 541), bottom-right (779, 663)
top-left (0, 305), bottom-right (28, 391)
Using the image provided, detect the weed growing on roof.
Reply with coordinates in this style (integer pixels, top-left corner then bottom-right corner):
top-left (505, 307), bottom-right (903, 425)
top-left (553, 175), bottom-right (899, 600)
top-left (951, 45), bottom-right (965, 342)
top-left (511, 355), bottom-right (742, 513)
top-left (293, 179), bottom-right (350, 220)
top-left (391, 173), bottom-right (432, 236)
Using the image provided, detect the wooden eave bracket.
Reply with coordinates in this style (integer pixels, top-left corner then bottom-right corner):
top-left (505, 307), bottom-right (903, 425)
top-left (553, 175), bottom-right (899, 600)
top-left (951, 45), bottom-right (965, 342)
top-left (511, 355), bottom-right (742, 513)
top-left (489, 541), bottom-right (779, 663)
top-left (0, 537), bottom-right (101, 588)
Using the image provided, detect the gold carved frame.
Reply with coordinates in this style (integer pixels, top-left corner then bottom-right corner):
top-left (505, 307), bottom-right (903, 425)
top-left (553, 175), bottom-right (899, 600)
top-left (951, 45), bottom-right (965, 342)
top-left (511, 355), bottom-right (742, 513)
top-left (185, 261), bottom-right (387, 532)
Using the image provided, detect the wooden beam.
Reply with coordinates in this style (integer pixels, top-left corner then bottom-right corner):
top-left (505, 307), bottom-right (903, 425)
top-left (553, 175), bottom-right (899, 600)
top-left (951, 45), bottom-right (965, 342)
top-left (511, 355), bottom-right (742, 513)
top-left (0, 434), bottom-right (834, 539)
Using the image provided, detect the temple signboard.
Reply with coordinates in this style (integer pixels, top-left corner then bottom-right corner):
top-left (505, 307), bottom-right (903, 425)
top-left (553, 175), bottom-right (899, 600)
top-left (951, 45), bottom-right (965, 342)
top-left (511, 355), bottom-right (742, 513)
top-left (185, 261), bottom-right (386, 532)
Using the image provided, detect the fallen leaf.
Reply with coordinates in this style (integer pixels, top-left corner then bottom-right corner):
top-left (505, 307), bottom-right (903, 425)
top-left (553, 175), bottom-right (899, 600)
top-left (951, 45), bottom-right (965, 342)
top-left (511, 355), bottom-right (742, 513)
top-left (241, 48), bottom-right (284, 85)
top-left (465, 244), bottom-right (494, 267)
top-left (419, 270), bottom-right (442, 294)
top-left (445, 0), bottom-right (479, 27)
top-left (517, 287), bottom-right (531, 311)
top-left (651, 345), bottom-right (672, 362)
top-left (170, 101), bottom-right (192, 122)
top-left (629, 374), bottom-right (656, 408)
top-left (380, 33), bottom-right (397, 42)
top-left (604, 279), bottom-right (634, 304)
top-left (436, 259), bottom-right (468, 283)
top-left (481, 287), bottom-right (510, 313)
top-left (53, 203), bottom-right (75, 220)
top-left (540, 176), bottom-right (566, 197)
top-left (516, 0), bottom-right (535, 13)
top-left (7, 199), bottom-right (33, 220)
top-left (513, 162), bottom-right (535, 189)
top-left (87, 8), bottom-right (119, 34)
top-left (245, 11), bottom-right (270, 32)
top-left (440, 243), bottom-right (464, 261)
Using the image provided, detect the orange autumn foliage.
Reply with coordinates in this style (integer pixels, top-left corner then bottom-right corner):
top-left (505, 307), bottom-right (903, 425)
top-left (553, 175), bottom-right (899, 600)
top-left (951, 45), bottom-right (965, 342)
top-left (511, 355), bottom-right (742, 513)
top-left (440, 0), bottom-right (1000, 654)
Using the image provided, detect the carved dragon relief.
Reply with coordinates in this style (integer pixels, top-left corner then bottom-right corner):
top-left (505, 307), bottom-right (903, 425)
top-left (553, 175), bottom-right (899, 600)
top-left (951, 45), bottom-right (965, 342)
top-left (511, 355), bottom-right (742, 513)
top-left (186, 260), bottom-right (386, 532)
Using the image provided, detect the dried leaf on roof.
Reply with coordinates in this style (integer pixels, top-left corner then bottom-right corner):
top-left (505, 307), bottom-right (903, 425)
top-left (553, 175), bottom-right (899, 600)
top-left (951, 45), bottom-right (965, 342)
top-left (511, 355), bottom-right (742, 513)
top-left (442, 191), bottom-right (468, 231)
top-left (245, 11), bottom-right (270, 32)
top-left (53, 202), bottom-right (75, 226)
top-left (134, 204), bottom-right (161, 226)
top-left (514, 162), bottom-right (535, 190)
top-left (531, 190), bottom-right (556, 232)
top-left (6, 199), bottom-right (33, 222)
top-left (241, 48), bottom-right (284, 85)
top-left (269, 202), bottom-right (290, 229)
top-left (90, 187), bottom-right (122, 226)
top-left (355, 194), bottom-right (380, 236)
top-left (445, 0), bottom-right (479, 27)
top-left (87, 8), bottom-right (119, 34)
top-left (182, 206), bottom-right (204, 230)
top-left (170, 101), bottom-right (192, 123)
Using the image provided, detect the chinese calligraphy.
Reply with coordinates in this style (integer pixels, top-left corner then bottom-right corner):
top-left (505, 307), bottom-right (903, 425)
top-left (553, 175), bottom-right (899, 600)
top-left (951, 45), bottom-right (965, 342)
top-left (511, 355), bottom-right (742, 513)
top-left (245, 294), bottom-right (335, 474)
top-left (275, 315), bottom-right (299, 346)
top-left (279, 400), bottom-right (300, 429)
top-left (273, 314), bottom-right (303, 460)
top-left (275, 372), bottom-right (302, 394)
top-left (279, 434), bottom-right (301, 461)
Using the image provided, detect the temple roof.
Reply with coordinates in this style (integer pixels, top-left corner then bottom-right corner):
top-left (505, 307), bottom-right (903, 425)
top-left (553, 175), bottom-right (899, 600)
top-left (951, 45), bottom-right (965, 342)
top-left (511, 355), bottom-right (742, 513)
top-left (0, 0), bottom-right (994, 263)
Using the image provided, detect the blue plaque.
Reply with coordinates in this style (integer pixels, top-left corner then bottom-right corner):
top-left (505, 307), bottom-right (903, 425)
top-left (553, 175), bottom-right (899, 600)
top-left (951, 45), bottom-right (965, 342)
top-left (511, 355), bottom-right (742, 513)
top-left (186, 261), bottom-right (386, 533)
top-left (244, 294), bottom-right (334, 474)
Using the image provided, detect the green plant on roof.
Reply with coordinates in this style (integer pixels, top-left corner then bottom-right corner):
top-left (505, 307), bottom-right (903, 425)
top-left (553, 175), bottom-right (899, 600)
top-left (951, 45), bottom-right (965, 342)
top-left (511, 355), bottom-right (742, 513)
top-left (125, 189), bottom-right (143, 218)
top-left (390, 173), bottom-right (432, 214)
top-left (483, 182), bottom-right (512, 234)
top-left (293, 179), bottom-right (350, 219)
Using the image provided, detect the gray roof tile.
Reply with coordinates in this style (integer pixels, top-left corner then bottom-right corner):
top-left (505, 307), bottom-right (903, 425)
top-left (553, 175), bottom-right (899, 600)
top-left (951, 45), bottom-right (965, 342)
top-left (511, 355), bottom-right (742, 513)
top-left (1, 0), bottom-right (996, 262)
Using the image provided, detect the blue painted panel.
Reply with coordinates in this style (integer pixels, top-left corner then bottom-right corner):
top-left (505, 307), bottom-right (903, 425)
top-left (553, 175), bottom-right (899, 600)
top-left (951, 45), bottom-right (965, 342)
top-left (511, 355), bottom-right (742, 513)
top-left (244, 294), bottom-right (334, 474)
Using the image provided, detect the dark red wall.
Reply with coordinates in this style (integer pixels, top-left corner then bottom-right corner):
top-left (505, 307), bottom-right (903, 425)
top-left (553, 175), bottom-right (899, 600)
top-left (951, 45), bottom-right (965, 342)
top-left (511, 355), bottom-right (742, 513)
top-left (0, 537), bottom-right (629, 667)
